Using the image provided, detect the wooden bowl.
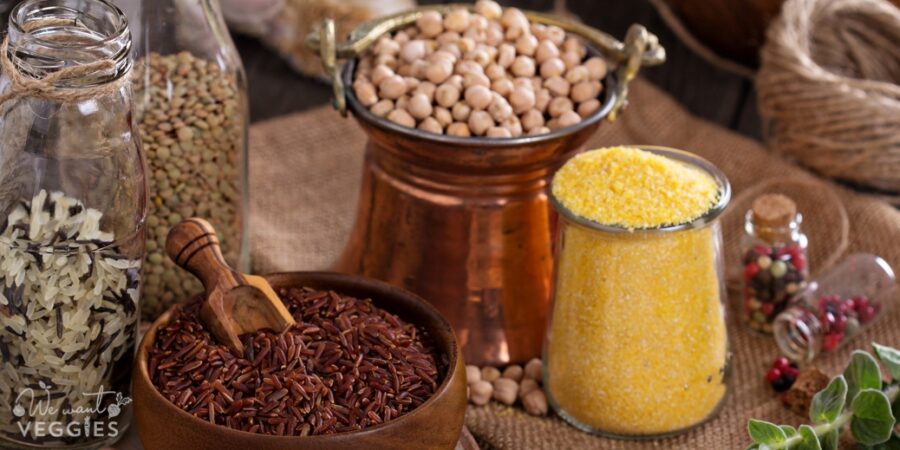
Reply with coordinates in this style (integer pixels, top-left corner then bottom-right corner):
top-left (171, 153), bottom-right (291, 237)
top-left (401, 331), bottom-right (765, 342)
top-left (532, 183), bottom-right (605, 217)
top-left (133, 272), bottom-right (467, 450)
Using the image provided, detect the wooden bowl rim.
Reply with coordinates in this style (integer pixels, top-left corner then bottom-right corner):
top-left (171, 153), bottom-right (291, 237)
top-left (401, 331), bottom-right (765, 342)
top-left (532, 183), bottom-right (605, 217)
top-left (135, 271), bottom-right (463, 443)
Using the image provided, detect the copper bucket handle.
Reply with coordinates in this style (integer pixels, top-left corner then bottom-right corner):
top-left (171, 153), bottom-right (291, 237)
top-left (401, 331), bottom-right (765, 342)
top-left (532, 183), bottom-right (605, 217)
top-left (306, 5), bottom-right (665, 120)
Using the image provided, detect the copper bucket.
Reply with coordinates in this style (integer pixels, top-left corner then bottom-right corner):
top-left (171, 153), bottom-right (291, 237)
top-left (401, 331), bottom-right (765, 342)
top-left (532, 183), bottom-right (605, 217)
top-left (308, 7), bottom-right (665, 366)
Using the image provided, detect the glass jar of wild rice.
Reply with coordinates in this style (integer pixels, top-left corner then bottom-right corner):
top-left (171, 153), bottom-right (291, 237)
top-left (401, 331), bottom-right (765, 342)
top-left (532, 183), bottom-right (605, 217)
top-left (0, 0), bottom-right (146, 448)
top-left (115, 0), bottom-right (249, 319)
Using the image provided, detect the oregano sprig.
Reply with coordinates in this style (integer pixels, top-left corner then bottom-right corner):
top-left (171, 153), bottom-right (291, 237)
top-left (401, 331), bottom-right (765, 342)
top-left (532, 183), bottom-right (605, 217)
top-left (747, 344), bottom-right (900, 450)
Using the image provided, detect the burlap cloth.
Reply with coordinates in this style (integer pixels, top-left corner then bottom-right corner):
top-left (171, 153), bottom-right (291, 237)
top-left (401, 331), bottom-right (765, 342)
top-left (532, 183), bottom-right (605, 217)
top-left (248, 78), bottom-right (900, 449)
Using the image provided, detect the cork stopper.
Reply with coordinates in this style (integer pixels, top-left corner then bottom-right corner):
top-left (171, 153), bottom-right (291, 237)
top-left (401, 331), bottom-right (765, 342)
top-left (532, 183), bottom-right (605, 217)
top-left (751, 194), bottom-right (797, 228)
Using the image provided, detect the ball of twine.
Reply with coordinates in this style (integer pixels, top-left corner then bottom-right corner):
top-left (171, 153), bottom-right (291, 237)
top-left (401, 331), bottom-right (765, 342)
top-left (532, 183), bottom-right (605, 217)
top-left (757, 0), bottom-right (900, 194)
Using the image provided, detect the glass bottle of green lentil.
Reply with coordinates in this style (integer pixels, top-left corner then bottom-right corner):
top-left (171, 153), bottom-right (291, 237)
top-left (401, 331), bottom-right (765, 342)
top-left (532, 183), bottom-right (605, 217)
top-left (116, 0), bottom-right (250, 319)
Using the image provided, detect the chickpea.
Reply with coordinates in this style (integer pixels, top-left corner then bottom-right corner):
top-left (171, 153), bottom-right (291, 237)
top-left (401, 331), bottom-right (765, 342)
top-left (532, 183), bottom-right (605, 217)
top-left (375, 53), bottom-right (397, 70)
top-left (485, 63), bottom-right (506, 81)
top-left (415, 81), bottom-right (436, 102)
top-left (430, 50), bottom-right (457, 64)
top-left (446, 74), bottom-right (463, 89)
top-left (474, 0), bottom-right (502, 20)
top-left (544, 76), bottom-right (571, 97)
top-left (509, 86), bottom-right (535, 113)
top-left (426, 59), bottom-right (453, 84)
top-left (436, 31), bottom-right (461, 45)
top-left (501, 116), bottom-right (523, 137)
top-left (491, 78), bottom-right (514, 97)
top-left (577, 99), bottom-right (601, 117)
top-left (546, 117), bottom-right (560, 130)
top-left (469, 380), bottom-right (493, 406)
top-left (528, 126), bottom-right (551, 135)
top-left (488, 93), bottom-right (513, 122)
top-left (395, 94), bottom-right (410, 111)
top-left (535, 88), bottom-right (551, 113)
top-left (530, 76), bottom-right (543, 92)
top-left (452, 102), bottom-right (472, 121)
top-left (408, 93), bottom-right (433, 120)
top-left (535, 40), bottom-right (559, 63)
top-left (465, 48), bottom-right (491, 67)
top-left (486, 126), bottom-right (512, 138)
top-left (457, 37), bottom-right (477, 53)
top-left (531, 23), bottom-right (548, 40)
top-left (548, 96), bottom-right (573, 117)
top-left (585, 56), bottom-right (608, 80)
top-left (463, 72), bottom-right (491, 89)
top-left (387, 108), bottom-right (415, 127)
top-left (374, 37), bottom-right (400, 55)
top-left (396, 63), bottom-right (414, 77)
top-left (400, 40), bottom-right (427, 64)
top-left (545, 25), bottom-right (565, 46)
top-left (438, 43), bottom-right (461, 59)
top-left (497, 43), bottom-right (516, 68)
top-left (561, 51), bottom-right (581, 70)
top-left (565, 65), bottom-right (589, 84)
top-left (468, 110), bottom-right (494, 136)
top-left (520, 108), bottom-right (544, 131)
top-left (557, 110), bottom-right (581, 128)
top-left (379, 74), bottom-right (408, 99)
top-left (479, 44), bottom-right (498, 62)
top-left (416, 10), bottom-right (443, 38)
top-left (394, 31), bottom-right (410, 44)
top-left (470, 14), bottom-right (489, 31)
top-left (463, 27), bottom-right (486, 43)
top-left (433, 106), bottom-right (453, 127)
top-left (371, 64), bottom-right (394, 86)
top-left (563, 36), bottom-right (587, 59)
top-left (403, 76), bottom-right (420, 92)
top-left (418, 116), bottom-right (443, 134)
top-left (539, 57), bottom-right (565, 78)
top-left (465, 85), bottom-right (493, 110)
top-left (511, 56), bottom-right (536, 77)
top-left (410, 60), bottom-right (429, 79)
top-left (524, 359), bottom-right (543, 381)
top-left (435, 83), bottom-right (461, 108)
top-left (515, 34), bottom-right (539, 56)
top-left (505, 24), bottom-right (527, 41)
top-left (447, 122), bottom-right (471, 137)
top-left (501, 7), bottom-right (529, 32)
top-left (485, 24), bottom-right (504, 46)
top-left (369, 99), bottom-right (393, 117)
top-left (570, 80), bottom-right (596, 103)
top-left (456, 60), bottom-right (484, 77)
top-left (353, 80), bottom-right (378, 106)
top-left (513, 77), bottom-right (534, 92)
top-left (444, 8), bottom-right (471, 33)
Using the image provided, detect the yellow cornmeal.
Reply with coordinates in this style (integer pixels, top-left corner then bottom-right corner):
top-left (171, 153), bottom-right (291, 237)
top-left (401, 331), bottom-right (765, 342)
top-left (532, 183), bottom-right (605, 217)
top-left (546, 147), bottom-right (728, 435)
top-left (551, 146), bottom-right (720, 229)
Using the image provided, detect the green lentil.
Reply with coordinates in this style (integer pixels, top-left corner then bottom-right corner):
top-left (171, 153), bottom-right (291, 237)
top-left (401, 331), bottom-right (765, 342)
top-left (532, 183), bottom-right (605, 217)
top-left (133, 51), bottom-right (245, 319)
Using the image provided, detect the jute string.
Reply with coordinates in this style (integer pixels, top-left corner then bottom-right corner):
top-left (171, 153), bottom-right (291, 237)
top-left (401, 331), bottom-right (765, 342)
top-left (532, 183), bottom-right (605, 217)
top-left (756, 0), bottom-right (900, 194)
top-left (0, 18), bottom-right (128, 108)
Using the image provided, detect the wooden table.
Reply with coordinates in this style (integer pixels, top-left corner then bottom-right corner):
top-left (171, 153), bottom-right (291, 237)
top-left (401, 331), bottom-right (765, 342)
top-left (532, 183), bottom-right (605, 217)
top-left (237, 0), bottom-right (762, 141)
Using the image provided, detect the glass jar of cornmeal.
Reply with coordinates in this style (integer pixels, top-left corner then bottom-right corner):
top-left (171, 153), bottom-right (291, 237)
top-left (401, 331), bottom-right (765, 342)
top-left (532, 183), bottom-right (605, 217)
top-left (545, 146), bottom-right (731, 438)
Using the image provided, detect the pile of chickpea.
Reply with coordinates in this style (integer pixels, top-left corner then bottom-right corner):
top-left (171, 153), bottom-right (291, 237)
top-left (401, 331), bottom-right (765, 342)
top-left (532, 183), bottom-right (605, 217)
top-left (352, 0), bottom-right (608, 138)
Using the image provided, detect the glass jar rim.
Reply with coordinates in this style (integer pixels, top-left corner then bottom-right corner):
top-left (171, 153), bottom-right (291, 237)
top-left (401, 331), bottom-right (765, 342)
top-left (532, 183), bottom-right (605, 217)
top-left (10, 0), bottom-right (130, 51)
top-left (549, 145), bottom-right (732, 234)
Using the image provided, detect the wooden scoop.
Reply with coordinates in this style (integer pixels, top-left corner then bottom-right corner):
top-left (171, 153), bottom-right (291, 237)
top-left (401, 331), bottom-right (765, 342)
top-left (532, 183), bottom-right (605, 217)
top-left (166, 218), bottom-right (295, 353)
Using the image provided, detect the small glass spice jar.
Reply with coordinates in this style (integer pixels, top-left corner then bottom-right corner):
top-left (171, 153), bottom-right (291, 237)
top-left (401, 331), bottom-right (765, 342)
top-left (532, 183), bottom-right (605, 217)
top-left (115, 0), bottom-right (250, 319)
top-left (0, 0), bottom-right (145, 447)
top-left (774, 253), bottom-right (896, 362)
top-left (545, 146), bottom-right (731, 438)
top-left (741, 194), bottom-right (809, 333)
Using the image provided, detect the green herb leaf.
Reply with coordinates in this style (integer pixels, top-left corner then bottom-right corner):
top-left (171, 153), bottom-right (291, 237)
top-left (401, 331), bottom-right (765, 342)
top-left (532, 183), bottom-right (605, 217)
top-left (868, 432), bottom-right (900, 449)
top-left (873, 343), bottom-right (900, 381)
top-left (846, 351), bottom-right (883, 402)
top-left (819, 428), bottom-right (839, 450)
top-left (851, 389), bottom-right (896, 445)
top-left (794, 425), bottom-right (822, 450)
top-left (810, 375), bottom-right (848, 424)
top-left (780, 425), bottom-right (798, 438)
top-left (749, 419), bottom-right (787, 445)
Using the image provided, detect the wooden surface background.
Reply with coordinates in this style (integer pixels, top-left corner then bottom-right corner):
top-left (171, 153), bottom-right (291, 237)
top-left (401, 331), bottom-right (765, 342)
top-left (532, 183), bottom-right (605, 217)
top-left (236, 0), bottom-right (763, 140)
